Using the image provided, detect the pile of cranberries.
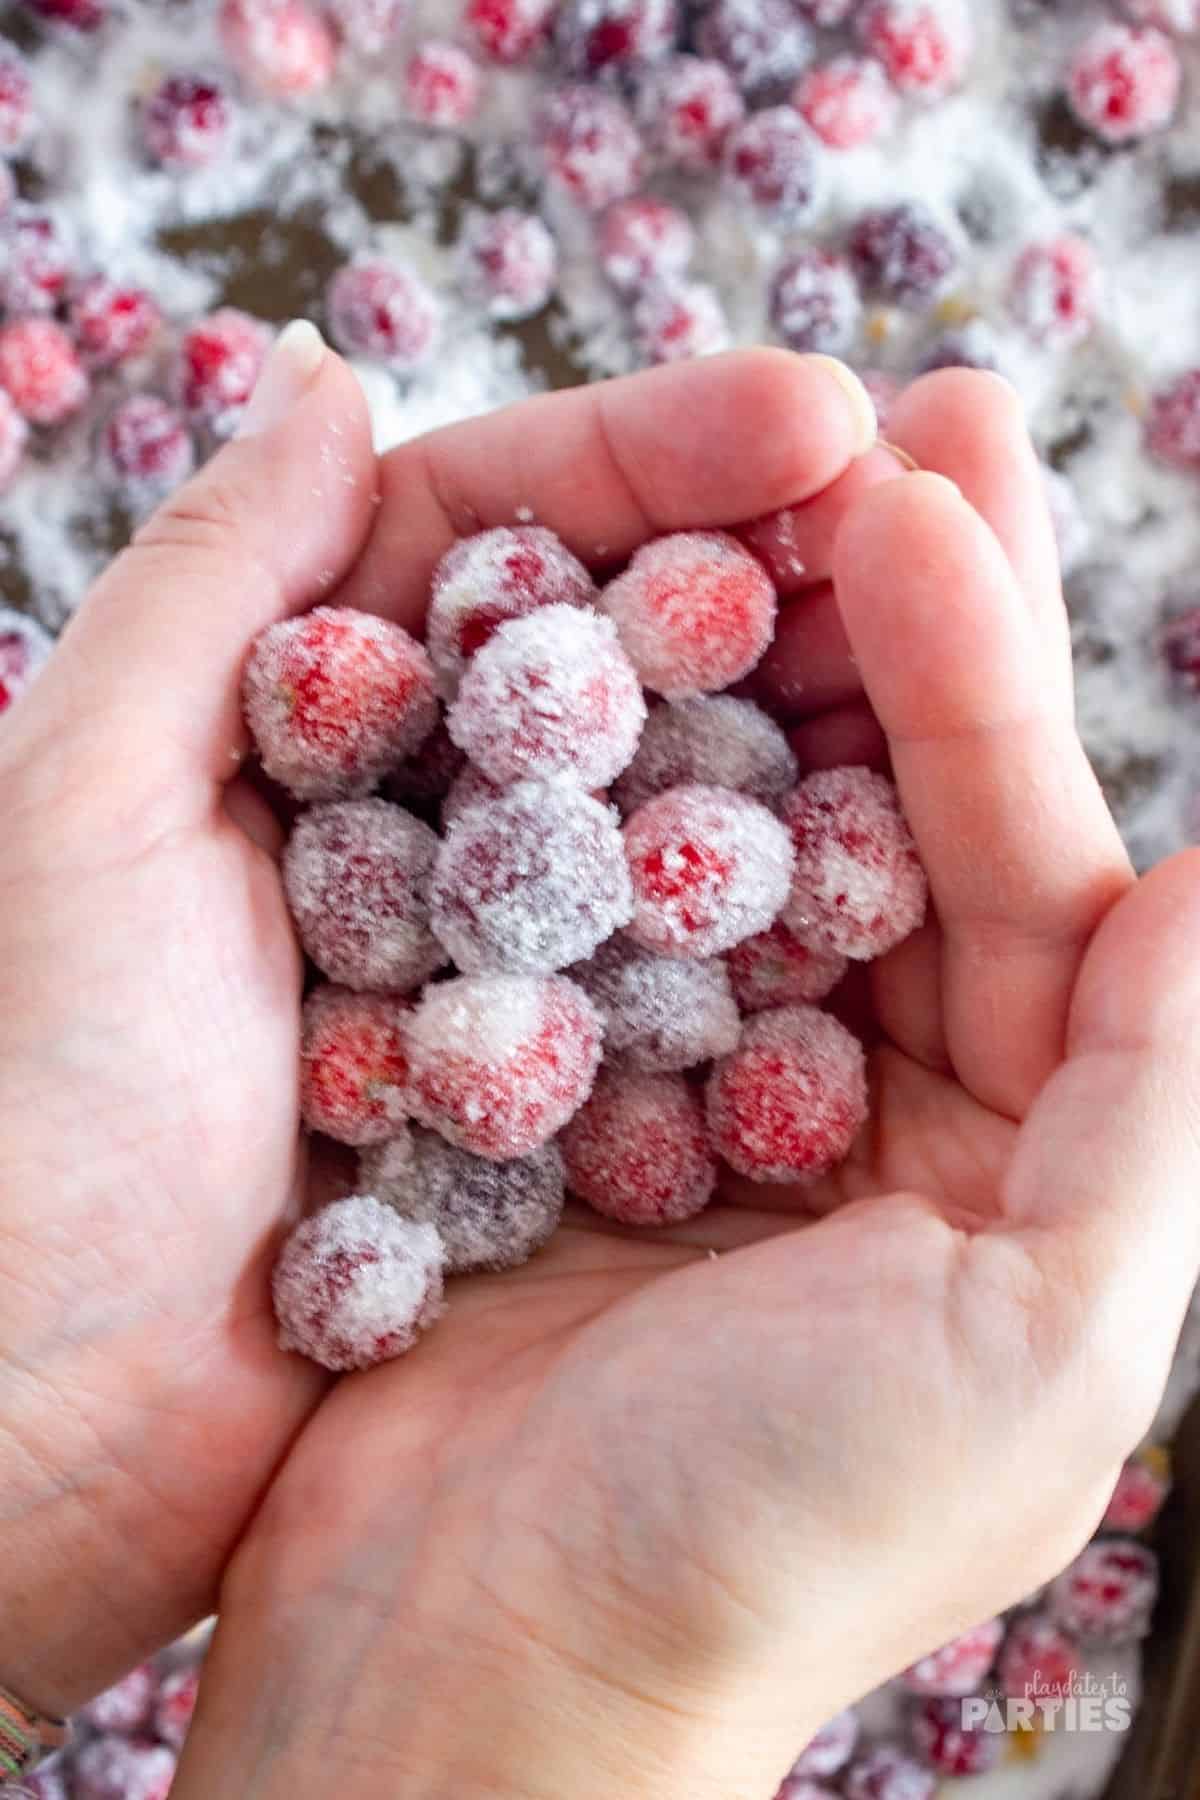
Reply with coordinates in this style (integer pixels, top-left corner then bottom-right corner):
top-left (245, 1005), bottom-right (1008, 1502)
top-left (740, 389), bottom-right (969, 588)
top-left (245, 520), bottom-right (929, 1370)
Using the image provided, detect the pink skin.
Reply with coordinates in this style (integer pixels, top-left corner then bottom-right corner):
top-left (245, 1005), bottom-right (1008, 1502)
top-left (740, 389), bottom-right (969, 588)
top-left (0, 348), bottom-right (1197, 1800)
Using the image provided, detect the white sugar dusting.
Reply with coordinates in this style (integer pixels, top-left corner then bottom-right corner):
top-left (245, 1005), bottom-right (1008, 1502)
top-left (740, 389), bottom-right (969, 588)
top-left (572, 933), bottom-right (741, 1070)
top-left (614, 694), bottom-right (799, 815)
top-left (361, 1125), bottom-right (564, 1270)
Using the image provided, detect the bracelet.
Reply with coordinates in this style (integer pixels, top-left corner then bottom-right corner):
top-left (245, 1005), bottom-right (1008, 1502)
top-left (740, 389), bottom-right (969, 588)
top-left (0, 1683), bottom-right (69, 1780)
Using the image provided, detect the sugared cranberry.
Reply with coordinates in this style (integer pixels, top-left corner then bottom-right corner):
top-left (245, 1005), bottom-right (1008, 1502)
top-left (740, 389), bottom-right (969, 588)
top-left (696, 0), bottom-right (815, 103)
top-left (770, 250), bottom-right (861, 356)
top-left (326, 259), bottom-right (441, 371)
top-left (572, 936), bottom-right (740, 1072)
top-left (404, 40), bottom-right (483, 127)
top-left (789, 1709), bottom-right (860, 1779)
top-left (1122, 0), bottom-right (1200, 30)
top-left (1146, 369), bottom-right (1200, 472)
top-left (602, 531), bottom-right (777, 699)
top-left (842, 1745), bottom-right (935, 1800)
top-left (707, 1003), bottom-right (867, 1183)
top-left (299, 985), bottom-right (415, 1145)
top-left (1065, 22), bottom-right (1180, 144)
top-left (0, 45), bottom-right (34, 154)
top-left (902, 1618), bottom-right (1004, 1697)
top-left (723, 106), bottom-right (820, 225)
top-left (427, 524), bottom-right (597, 694)
top-left (535, 85), bottom-right (644, 210)
top-left (795, 0), bottom-right (858, 20)
top-left (909, 1697), bottom-right (1002, 1778)
top-left (218, 0), bottom-right (338, 97)
top-left (154, 1664), bottom-right (201, 1750)
top-left (466, 0), bottom-right (558, 64)
top-left (68, 276), bottom-right (161, 369)
top-left (562, 1067), bottom-right (717, 1225)
top-left (1008, 234), bottom-right (1098, 349)
top-left (327, 0), bottom-right (407, 55)
top-left (781, 767), bottom-right (928, 960)
top-left (615, 694), bottom-right (797, 815)
top-left (19, 0), bottom-right (106, 30)
top-left (101, 394), bottom-right (195, 504)
top-left (998, 1613), bottom-right (1082, 1702)
top-left (141, 74), bottom-right (233, 169)
top-left (0, 318), bottom-right (88, 426)
top-left (795, 55), bottom-right (898, 150)
top-left (847, 202), bottom-right (958, 306)
top-left (597, 195), bottom-right (693, 294)
top-left (915, 317), bottom-right (1002, 373)
top-left (637, 54), bottom-right (744, 172)
top-left (1047, 1537), bottom-right (1159, 1645)
top-left (361, 1128), bottom-right (565, 1274)
top-left (174, 308), bottom-right (271, 435)
top-left (1, 206), bottom-right (73, 316)
top-left (0, 390), bottom-right (29, 492)
top-left (856, 0), bottom-right (972, 100)
top-left (1164, 605), bottom-right (1200, 685)
top-left (555, 0), bottom-right (679, 78)
top-left (0, 605), bottom-right (52, 714)
top-left (82, 1664), bottom-right (158, 1736)
top-left (727, 920), bottom-right (847, 1013)
top-left (632, 277), bottom-right (728, 364)
top-left (459, 207), bottom-right (558, 320)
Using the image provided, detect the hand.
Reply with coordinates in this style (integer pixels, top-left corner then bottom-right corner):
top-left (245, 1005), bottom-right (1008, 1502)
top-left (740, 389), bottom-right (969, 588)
top-left (173, 365), bottom-right (1200, 1799)
top-left (0, 336), bottom-right (871, 1720)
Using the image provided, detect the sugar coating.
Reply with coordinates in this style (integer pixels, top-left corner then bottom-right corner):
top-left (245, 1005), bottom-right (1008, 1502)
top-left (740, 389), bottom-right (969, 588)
top-left (847, 201), bottom-right (958, 307)
top-left (81, 1662), bottom-right (157, 1735)
top-left (1066, 21), bottom-right (1180, 143)
top-left (218, 0), bottom-right (337, 96)
top-left (23, 1764), bottom-right (70, 1800)
top-left (300, 984), bottom-right (413, 1146)
top-left (561, 1067), bottom-right (717, 1225)
top-left (272, 1195), bottom-right (444, 1371)
top-left (326, 258), bottom-right (441, 371)
top-left (431, 781), bottom-right (633, 974)
top-left (555, 0), bottom-right (678, 77)
top-left (795, 54), bottom-right (898, 150)
top-left (909, 1696), bottom-right (1002, 1777)
top-left (601, 532), bottom-right (777, 700)
top-left (427, 525), bottom-right (597, 696)
top-left (361, 1127), bottom-right (564, 1272)
top-left (572, 935), bottom-right (740, 1072)
top-left (154, 1662), bottom-right (201, 1749)
top-left (636, 55), bottom-right (745, 173)
top-left (407, 972), bottom-right (603, 1159)
top-left (458, 207), bottom-right (558, 322)
top-left (172, 307), bottom-right (270, 436)
top-left (726, 920), bottom-right (848, 1013)
top-left (1008, 235), bottom-right (1099, 351)
top-left (1047, 1537), bottom-right (1159, 1645)
top-left (1103, 1452), bottom-right (1170, 1532)
top-left (781, 767), bottom-right (928, 961)
top-left (770, 248), bottom-right (862, 355)
top-left (73, 1737), bottom-right (178, 1800)
top-left (623, 784), bottom-right (795, 959)
top-left (404, 40), bottom-right (483, 128)
top-left (448, 604), bottom-right (646, 789)
top-left (0, 319), bottom-right (89, 426)
top-left (841, 1746), bottom-right (935, 1800)
top-left (723, 106), bottom-right (821, 225)
top-left (534, 84), bottom-right (644, 211)
top-left (631, 279), bottom-right (731, 365)
top-left (284, 798), bottom-right (445, 992)
top-left (243, 605), bottom-right (438, 801)
top-left (614, 695), bottom-right (798, 816)
top-left (101, 395), bottom-right (195, 509)
top-left (856, 0), bottom-right (973, 100)
top-left (998, 1612), bottom-right (1082, 1701)
top-left (596, 195), bottom-right (695, 295)
top-left (441, 761), bottom-right (508, 828)
top-left (900, 1616), bottom-right (1004, 1696)
top-left (466, 0), bottom-right (557, 61)
top-left (696, 0), bottom-right (814, 101)
top-left (0, 603), bottom-right (52, 714)
top-left (706, 1004), bottom-right (868, 1184)
top-left (790, 1708), bottom-right (860, 1779)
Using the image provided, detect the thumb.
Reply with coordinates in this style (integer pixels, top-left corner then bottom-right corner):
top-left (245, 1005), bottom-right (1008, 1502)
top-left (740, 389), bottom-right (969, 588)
top-left (45, 320), bottom-right (378, 790)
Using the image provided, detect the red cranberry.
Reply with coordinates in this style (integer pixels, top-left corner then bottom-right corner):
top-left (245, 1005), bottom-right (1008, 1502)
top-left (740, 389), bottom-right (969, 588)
top-left (696, 0), bottom-right (815, 103)
top-left (466, 0), bottom-right (558, 64)
top-left (326, 260), bottom-right (441, 371)
top-left (173, 308), bottom-right (272, 435)
top-left (909, 1698), bottom-right (1003, 1778)
top-left (1164, 607), bottom-right (1200, 688)
top-left (19, 0), bottom-right (106, 29)
top-left (1066, 22), bottom-right (1180, 143)
top-left (1146, 369), bottom-right (1200, 472)
top-left (795, 55), bottom-right (898, 150)
top-left (856, 0), bottom-right (973, 100)
top-left (0, 45), bottom-right (34, 154)
top-left (534, 85), bottom-right (644, 210)
top-left (459, 208), bottom-right (558, 320)
top-left (847, 201), bottom-right (958, 306)
top-left (327, 0), bottom-right (407, 55)
top-left (637, 54), bottom-right (745, 172)
top-left (101, 394), bottom-right (196, 502)
top-left (1122, 0), bottom-right (1200, 30)
top-left (141, 74), bottom-right (233, 169)
top-left (843, 1745), bottom-right (936, 1800)
top-left (404, 40), bottom-right (483, 127)
top-left (998, 1613), bottom-right (1082, 1703)
top-left (219, 0), bottom-right (338, 97)
top-left (1008, 234), bottom-right (1098, 349)
top-left (769, 250), bottom-right (861, 355)
top-left (1, 206), bottom-right (74, 317)
top-left (632, 278), bottom-right (728, 364)
top-left (555, 0), bottom-right (679, 78)
top-left (597, 194), bottom-right (693, 294)
top-left (0, 318), bottom-right (89, 425)
top-left (723, 106), bottom-right (820, 224)
top-left (790, 1709), bottom-right (860, 1779)
top-left (68, 277), bottom-right (161, 369)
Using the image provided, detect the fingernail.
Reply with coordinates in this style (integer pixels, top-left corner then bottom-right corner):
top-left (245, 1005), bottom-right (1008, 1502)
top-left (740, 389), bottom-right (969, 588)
top-left (236, 319), bottom-right (327, 438)
top-left (878, 438), bottom-right (921, 473)
top-left (906, 469), bottom-right (963, 501)
top-left (805, 355), bottom-right (878, 456)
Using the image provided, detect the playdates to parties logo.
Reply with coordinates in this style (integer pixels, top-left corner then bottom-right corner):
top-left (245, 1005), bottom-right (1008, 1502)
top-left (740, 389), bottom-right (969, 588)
top-left (965, 1672), bottom-right (1133, 1734)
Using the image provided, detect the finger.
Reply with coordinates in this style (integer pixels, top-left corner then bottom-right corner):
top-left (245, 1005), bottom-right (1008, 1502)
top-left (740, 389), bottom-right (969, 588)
top-left (834, 472), bottom-right (1132, 1119)
top-left (50, 324), bottom-right (377, 791)
top-left (1006, 853), bottom-right (1200, 1455)
top-left (786, 702), bottom-right (889, 774)
top-left (887, 370), bottom-right (1071, 695)
top-left (223, 778), bottom-right (287, 860)
top-left (334, 350), bottom-right (878, 629)
top-left (748, 584), bottom-right (861, 721)
top-left (737, 444), bottom-right (905, 596)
